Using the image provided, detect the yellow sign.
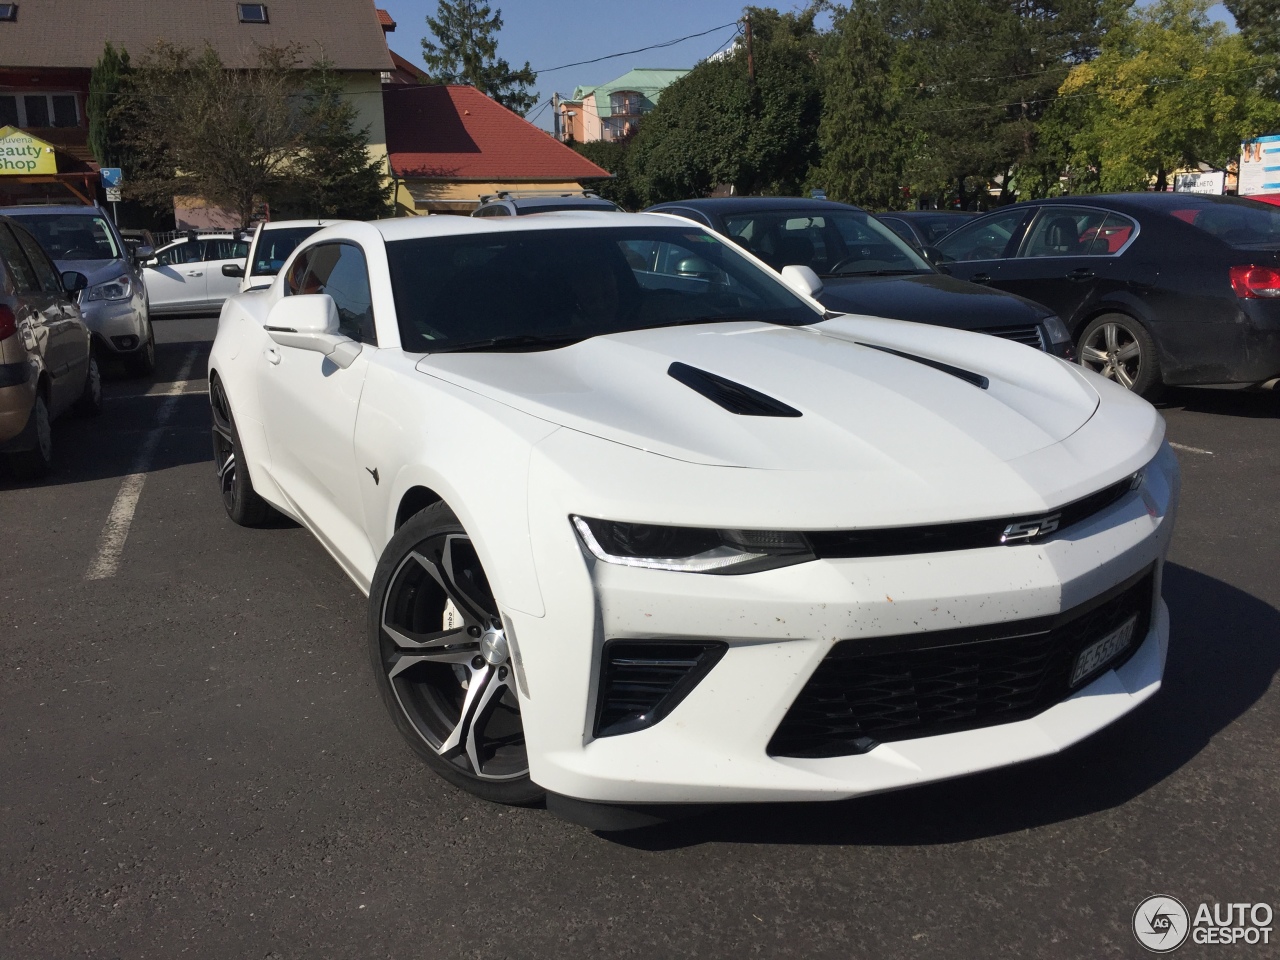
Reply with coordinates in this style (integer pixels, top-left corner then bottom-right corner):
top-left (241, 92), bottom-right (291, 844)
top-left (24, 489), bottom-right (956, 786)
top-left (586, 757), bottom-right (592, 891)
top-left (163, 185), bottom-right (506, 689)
top-left (0, 126), bottom-right (57, 176)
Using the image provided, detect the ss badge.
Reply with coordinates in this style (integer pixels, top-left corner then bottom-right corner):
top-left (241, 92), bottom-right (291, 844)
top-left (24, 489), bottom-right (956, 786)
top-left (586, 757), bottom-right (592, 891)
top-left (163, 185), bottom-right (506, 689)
top-left (1000, 513), bottom-right (1061, 544)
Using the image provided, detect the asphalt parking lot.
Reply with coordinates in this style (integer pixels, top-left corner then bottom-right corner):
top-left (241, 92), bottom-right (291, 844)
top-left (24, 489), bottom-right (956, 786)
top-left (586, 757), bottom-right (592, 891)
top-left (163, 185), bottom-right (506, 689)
top-left (1, 316), bottom-right (1276, 959)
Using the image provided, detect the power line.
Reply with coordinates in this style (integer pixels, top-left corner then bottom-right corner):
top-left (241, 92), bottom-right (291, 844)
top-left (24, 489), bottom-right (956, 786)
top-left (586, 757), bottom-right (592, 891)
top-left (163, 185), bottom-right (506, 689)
top-left (533, 21), bottom-right (740, 75)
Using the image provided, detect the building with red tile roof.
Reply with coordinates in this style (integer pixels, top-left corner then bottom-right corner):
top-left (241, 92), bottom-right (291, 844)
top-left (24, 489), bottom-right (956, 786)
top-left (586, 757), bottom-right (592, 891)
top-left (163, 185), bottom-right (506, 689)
top-left (384, 85), bottom-right (610, 215)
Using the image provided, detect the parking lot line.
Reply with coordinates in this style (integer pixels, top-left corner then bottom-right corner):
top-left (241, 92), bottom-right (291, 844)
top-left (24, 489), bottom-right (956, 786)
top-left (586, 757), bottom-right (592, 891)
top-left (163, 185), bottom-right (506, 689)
top-left (1169, 442), bottom-right (1214, 456)
top-left (85, 348), bottom-right (202, 581)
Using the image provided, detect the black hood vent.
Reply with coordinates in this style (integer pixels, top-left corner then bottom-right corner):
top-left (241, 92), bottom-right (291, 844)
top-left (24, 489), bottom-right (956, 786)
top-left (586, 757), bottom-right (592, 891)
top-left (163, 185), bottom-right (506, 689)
top-left (857, 342), bottom-right (989, 389)
top-left (668, 362), bottom-right (802, 417)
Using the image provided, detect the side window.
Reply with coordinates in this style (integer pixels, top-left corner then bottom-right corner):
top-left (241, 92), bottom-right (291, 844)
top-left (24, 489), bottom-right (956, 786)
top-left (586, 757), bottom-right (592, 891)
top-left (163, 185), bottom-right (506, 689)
top-left (9, 223), bottom-right (61, 293)
top-left (1086, 213), bottom-right (1136, 255)
top-left (231, 240), bottom-right (250, 259)
top-left (878, 217), bottom-right (917, 246)
top-left (292, 243), bottom-right (377, 346)
top-left (0, 225), bottom-right (40, 293)
top-left (936, 208), bottom-right (1032, 262)
top-left (1020, 207), bottom-right (1111, 258)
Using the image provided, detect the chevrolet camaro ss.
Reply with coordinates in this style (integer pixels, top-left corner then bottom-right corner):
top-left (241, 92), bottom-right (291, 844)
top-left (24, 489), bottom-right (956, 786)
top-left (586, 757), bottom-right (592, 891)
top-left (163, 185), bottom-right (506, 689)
top-left (208, 213), bottom-right (1180, 817)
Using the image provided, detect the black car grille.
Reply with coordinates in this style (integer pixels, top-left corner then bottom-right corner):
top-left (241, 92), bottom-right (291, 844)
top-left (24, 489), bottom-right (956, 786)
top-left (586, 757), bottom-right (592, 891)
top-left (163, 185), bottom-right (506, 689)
top-left (982, 324), bottom-right (1045, 351)
top-left (767, 567), bottom-right (1155, 758)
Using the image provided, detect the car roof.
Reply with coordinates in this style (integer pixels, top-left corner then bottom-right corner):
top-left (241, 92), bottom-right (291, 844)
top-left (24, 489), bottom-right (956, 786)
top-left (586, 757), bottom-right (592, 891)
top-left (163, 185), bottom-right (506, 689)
top-left (259, 218), bottom-right (345, 231)
top-left (0, 204), bottom-right (111, 216)
top-left (373, 210), bottom-right (690, 242)
top-left (495, 196), bottom-right (617, 209)
top-left (648, 197), bottom-right (867, 215)
top-left (891, 210), bottom-right (975, 218)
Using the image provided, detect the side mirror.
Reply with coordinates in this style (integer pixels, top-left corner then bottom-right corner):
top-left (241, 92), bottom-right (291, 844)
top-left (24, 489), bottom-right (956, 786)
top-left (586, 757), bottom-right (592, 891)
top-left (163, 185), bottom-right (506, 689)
top-left (61, 271), bottom-right (88, 294)
top-left (264, 294), bottom-right (361, 369)
top-left (133, 244), bottom-right (154, 262)
top-left (779, 264), bottom-right (824, 299)
top-left (222, 262), bottom-right (245, 278)
top-left (920, 245), bottom-right (946, 266)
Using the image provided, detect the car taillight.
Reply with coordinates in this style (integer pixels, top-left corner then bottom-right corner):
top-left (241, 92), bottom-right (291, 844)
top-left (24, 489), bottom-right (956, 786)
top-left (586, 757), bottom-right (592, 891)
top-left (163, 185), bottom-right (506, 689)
top-left (0, 304), bottom-right (16, 340)
top-left (1229, 265), bottom-right (1280, 298)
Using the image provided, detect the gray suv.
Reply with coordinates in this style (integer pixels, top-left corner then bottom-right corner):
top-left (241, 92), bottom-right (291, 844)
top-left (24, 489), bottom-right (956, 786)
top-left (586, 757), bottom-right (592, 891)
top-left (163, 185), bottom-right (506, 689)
top-left (471, 191), bottom-right (620, 217)
top-left (0, 205), bottom-right (154, 377)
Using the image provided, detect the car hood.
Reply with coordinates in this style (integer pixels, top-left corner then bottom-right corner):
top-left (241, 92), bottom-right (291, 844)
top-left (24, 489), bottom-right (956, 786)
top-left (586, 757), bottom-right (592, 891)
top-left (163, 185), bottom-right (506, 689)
top-left (416, 316), bottom-right (1099, 471)
top-left (55, 259), bottom-right (131, 285)
top-left (817, 273), bottom-right (1052, 330)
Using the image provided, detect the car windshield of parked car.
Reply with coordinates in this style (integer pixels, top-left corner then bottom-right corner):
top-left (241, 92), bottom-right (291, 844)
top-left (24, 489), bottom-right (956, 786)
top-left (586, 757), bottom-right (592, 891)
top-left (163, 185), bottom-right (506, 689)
top-left (1170, 199), bottom-right (1280, 248)
top-left (253, 226), bottom-right (322, 276)
top-left (912, 214), bottom-right (976, 244)
top-left (719, 209), bottom-right (931, 277)
top-left (387, 225), bottom-right (824, 352)
top-left (8, 213), bottom-right (120, 261)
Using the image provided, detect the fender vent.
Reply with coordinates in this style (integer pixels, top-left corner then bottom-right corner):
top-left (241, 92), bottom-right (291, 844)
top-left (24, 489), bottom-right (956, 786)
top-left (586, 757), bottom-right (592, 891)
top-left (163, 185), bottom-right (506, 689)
top-left (668, 362), bottom-right (802, 417)
top-left (857, 342), bottom-right (989, 389)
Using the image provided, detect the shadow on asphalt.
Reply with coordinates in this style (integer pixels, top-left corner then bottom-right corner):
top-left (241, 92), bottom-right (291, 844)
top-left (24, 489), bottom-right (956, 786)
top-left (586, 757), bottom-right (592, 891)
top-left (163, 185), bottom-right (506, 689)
top-left (1159, 385), bottom-right (1280, 418)
top-left (608, 563), bottom-right (1279, 850)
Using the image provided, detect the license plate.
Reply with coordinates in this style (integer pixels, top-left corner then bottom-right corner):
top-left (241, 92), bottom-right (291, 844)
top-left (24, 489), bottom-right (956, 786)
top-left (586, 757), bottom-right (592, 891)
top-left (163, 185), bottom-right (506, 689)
top-left (1071, 615), bottom-right (1137, 687)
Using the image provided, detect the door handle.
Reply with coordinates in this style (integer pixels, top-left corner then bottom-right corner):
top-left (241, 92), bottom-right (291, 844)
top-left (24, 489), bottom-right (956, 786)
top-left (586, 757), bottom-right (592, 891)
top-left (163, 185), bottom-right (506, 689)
top-left (1068, 267), bottom-right (1095, 281)
top-left (971, 273), bottom-right (991, 284)
top-left (265, 346), bottom-right (280, 365)
top-left (187, 271), bottom-right (203, 277)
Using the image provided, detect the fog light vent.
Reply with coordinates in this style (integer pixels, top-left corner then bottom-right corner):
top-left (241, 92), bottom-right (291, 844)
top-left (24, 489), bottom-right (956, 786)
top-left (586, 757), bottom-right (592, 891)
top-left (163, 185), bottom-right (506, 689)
top-left (111, 335), bottom-right (139, 351)
top-left (594, 640), bottom-right (727, 738)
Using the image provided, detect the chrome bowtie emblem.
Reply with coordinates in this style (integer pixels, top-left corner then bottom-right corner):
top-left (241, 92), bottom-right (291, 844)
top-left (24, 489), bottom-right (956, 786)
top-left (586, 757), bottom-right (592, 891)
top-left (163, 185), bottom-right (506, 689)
top-left (1000, 513), bottom-right (1062, 544)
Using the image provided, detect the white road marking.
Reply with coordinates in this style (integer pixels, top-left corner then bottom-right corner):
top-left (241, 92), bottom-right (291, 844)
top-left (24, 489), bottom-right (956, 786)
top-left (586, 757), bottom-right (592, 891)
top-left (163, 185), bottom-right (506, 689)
top-left (85, 348), bottom-right (202, 581)
top-left (1169, 441), bottom-right (1214, 456)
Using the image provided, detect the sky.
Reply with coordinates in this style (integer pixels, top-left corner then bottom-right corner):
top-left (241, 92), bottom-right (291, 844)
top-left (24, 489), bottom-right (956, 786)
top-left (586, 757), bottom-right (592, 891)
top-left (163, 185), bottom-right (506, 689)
top-left (375, 1), bottom-right (1238, 132)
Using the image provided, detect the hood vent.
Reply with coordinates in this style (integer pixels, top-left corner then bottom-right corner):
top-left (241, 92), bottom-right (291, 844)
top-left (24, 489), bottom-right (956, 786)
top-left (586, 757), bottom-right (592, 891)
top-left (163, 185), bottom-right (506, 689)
top-left (668, 362), bottom-right (802, 417)
top-left (857, 342), bottom-right (990, 389)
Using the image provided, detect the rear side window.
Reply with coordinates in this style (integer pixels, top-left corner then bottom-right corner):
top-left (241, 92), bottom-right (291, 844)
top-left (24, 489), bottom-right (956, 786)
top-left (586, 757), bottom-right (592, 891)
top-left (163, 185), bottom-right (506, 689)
top-left (9, 222), bottom-right (62, 292)
top-left (1020, 207), bottom-right (1111, 258)
top-left (0, 224), bottom-right (40, 293)
top-left (1177, 201), bottom-right (1280, 247)
top-left (289, 242), bottom-right (377, 345)
top-left (937, 207), bottom-right (1033, 262)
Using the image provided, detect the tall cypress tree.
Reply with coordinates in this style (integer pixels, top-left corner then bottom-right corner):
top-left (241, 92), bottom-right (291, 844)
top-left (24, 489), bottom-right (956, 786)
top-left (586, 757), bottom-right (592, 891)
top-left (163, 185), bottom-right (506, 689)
top-left (88, 42), bottom-right (131, 168)
top-left (421, 1), bottom-right (538, 114)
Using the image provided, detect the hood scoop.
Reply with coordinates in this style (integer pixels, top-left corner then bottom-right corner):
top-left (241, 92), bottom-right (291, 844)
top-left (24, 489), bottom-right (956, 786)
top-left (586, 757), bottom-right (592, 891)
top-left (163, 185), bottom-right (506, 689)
top-left (857, 342), bottom-right (989, 389)
top-left (667, 362), bottom-right (802, 418)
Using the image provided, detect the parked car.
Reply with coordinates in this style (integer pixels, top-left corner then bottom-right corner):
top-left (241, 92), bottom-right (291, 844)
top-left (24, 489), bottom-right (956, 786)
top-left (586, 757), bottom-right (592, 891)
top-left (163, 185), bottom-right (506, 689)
top-left (209, 213), bottom-right (1178, 824)
top-left (876, 210), bottom-right (978, 248)
top-left (0, 215), bottom-right (101, 478)
top-left (472, 191), bottom-right (621, 217)
top-left (933, 193), bottom-right (1280, 397)
top-left (0, 205), bottom-right (154, 377)
top-left (645, 198), bottom-right (1073, 356)
top-left (220, 219), bottom-right (344, 293)
top-left (143, 233), bottom-right (250, 315)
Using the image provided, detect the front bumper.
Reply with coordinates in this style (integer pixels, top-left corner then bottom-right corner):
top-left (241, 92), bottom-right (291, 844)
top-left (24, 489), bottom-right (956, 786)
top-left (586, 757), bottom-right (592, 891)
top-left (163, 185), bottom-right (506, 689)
top-left (81, 294), bottom-right (147, 354)
top-left (511, 441), bottom-right (1179, 805)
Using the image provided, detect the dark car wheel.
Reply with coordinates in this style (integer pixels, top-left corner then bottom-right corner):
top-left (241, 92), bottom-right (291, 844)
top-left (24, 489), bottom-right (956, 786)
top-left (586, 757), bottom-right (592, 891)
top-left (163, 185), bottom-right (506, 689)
top-left (368, 502), bottom-right (543, 806)
top-left (6, 394), bottom-right (53, 480)
top-left (124, 328), bottom-right (156, 378)
top-left (73, 355), bottom-right (103, 417)
top-left (1078, 313), bottom-right (1162, 399)
top-left (210, 377), bottom-right (273, 526)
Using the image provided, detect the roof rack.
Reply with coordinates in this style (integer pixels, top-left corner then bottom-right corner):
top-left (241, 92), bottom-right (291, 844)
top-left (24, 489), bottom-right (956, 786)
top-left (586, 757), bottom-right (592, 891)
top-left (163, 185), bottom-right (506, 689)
top-left (477, 189), bottom-right (604, 203)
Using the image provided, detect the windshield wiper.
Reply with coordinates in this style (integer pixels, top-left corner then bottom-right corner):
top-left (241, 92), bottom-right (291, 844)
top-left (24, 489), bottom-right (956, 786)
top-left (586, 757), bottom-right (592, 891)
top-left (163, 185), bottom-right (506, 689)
top-left (826, 268), bottom-right (922, 278)
top-left (429, 333), bottom-right (588, 353)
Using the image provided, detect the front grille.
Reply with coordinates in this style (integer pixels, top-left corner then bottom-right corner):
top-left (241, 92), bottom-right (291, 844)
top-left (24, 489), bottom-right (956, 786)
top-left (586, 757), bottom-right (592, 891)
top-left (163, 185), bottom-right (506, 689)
top-left (768, 567), bottom-right (1155, 758)
top-left (982, 324), bottom-right (1046, 351)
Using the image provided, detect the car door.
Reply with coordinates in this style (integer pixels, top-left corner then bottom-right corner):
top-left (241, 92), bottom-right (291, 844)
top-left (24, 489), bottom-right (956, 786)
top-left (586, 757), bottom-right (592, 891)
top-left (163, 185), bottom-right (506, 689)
top-left (993, 206), bottom-right (1122, 323)
top-left (204, 237), bottom-right (250, 304)
top-left (934, 206), bottom-right (1036, 286)
top-left (143, 240), bottom-right (208, 311)
top-left (7, 222), bottom-right (85, 407)
top-left (0, 224), bottom-right (74, 411)
top-left (257, 241), bottom-right (378, 572)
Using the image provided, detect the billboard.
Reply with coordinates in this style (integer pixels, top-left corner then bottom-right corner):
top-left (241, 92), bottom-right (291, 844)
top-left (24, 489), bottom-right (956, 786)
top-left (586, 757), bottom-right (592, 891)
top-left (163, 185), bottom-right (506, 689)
top-left (1173, 171), bottom-right (1225, 195)
top-left (1239, 134), bottom-right (1280, 196)
top-left (0, 125), bottom-right (57, 176)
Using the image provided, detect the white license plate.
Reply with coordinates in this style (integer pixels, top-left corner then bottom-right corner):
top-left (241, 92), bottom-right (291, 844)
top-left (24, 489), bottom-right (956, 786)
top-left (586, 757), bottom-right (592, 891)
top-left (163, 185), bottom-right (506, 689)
top-left (1071, 615), bottom-right (1137, 687)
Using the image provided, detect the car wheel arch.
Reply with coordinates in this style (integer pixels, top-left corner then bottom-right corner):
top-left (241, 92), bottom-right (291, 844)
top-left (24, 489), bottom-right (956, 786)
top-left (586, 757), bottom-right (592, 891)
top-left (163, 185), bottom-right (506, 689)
top-left (395, 484), bottom-right (444, 531)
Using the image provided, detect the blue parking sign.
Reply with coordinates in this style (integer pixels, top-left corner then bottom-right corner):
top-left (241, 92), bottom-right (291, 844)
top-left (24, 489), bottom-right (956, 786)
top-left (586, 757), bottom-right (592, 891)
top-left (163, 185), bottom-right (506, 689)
top-left (100, 167), bottom-right (122, 188)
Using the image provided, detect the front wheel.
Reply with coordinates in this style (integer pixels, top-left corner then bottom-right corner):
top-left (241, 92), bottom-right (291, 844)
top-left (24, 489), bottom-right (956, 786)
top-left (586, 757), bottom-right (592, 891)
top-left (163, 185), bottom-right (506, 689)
top-left (210, 377), bottom-right (273, 526)
top-left (368, 502), bottom-right (542, 806)
top-left (1077, 313), bottom-right (1162, 399)
top-left (124, 328), bottom-right (155, 378)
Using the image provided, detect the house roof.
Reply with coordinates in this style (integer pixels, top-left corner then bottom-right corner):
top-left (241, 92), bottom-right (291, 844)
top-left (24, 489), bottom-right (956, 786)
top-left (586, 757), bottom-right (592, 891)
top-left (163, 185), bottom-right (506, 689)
top-left (385, 49), bottom-right (429, 85)
top-left (0, 0), bottom-right (393, 70)
top-left (376, 8), bottom-right (395, 30)
top-left (570, 67), bottom-right (689, 118)
top-left (385, 85), bottom-right (610, 182)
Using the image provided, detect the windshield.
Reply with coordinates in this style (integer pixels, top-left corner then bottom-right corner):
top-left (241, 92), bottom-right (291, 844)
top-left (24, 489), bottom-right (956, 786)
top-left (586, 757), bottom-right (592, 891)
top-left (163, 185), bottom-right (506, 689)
top-left (720, 209), bottom-right (932, 277)
top-left (252, 225), bottom-right (322, 276)
top-left (387, 225), bottom-right (824, 352)
top-left (1167, 198), bottom-right (1280, 248)
top-left (8, 213), bottom-right (120, 261)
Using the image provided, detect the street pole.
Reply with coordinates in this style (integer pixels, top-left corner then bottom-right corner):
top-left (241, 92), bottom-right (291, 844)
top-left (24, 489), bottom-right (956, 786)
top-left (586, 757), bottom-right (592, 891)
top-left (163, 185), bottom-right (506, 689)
top-left (744, 14), bottom-right (755, 83)
top-left (553, 92), bottom-right (561, 141)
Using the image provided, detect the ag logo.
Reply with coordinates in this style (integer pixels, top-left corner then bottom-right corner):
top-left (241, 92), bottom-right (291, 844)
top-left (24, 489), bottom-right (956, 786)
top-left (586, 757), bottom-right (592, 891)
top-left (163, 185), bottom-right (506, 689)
top-left (1000, 512), bottom-right (1061, 543)
top-left (1133, 895), bottom-right (1190, 953)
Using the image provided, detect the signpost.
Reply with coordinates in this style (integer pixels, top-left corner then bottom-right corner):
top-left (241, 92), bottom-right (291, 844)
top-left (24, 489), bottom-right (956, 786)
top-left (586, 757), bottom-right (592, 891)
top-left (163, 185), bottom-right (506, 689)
top-left (100, 167), bottom-right (122, 218)
top-left (1173, 171), bottom-right (1225, 195)
top-left (1239, 135), bottom-right (1280, 197)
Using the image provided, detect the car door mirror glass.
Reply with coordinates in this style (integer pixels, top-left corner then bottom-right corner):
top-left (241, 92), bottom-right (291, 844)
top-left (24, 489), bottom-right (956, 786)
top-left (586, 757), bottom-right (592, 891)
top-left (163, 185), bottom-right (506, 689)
top-left (61, 270), bottom-right (88, 293)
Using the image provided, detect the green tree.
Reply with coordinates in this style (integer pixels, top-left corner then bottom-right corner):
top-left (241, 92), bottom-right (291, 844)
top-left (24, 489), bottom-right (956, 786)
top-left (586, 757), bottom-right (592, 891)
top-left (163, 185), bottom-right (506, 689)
top-left (1059, 0), bottom-right (1280, 190)
top-left (625, 7), bottom-right (823, 204)
top-left (88, 42), bottom-right (131, 169)
top-left (422, 1), bottom-right (538, 114)
top-left (1224, 0), bottom-right (1280, 56)
top-left (569, 139), bottom-right (641, 210)
top-left (272, 63), bottom-right (391, 220)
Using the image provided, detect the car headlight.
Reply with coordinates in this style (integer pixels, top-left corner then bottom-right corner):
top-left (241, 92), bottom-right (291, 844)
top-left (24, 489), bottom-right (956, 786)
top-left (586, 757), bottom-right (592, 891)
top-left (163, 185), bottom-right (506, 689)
top-left (1040, 313), bottom-right (1071, 345)
top-left (86, 275), bottom-right (133, 302)
top-left (572, 516), bottom-right (815, 575)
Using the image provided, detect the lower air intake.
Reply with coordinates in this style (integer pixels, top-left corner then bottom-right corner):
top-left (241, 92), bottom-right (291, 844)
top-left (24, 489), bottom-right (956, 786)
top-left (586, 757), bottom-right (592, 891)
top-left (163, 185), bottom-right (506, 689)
top-left (594, 640), bottom-right (727, 738)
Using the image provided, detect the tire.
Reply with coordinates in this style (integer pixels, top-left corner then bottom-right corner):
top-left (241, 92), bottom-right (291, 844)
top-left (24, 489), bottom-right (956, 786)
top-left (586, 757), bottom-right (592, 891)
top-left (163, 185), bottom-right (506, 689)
top-left (124, 327), bottom-right (156, 378)
top-left (6, 394), bottom-right (53, 480)
top-left (368, 502), bottom-right (542, 806)
top-left (210, 376), bottom-right (273, 526)
top-left (1077, 313), bottom-right (1162, 400)
top-left (73, 355), bottom-right (103, 417)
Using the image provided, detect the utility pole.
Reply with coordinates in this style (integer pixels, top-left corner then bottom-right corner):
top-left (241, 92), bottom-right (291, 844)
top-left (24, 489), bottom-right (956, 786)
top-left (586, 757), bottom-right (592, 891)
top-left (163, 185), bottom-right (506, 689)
top-left (744, 14), bottom-right (755, 83)
top-left (552, 92), bottom-right (561, 141)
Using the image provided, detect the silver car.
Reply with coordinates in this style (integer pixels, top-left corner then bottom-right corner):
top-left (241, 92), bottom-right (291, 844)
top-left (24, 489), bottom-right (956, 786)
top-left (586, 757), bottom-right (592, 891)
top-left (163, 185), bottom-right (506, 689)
top-left (0, 205), bottom-right (154, 377)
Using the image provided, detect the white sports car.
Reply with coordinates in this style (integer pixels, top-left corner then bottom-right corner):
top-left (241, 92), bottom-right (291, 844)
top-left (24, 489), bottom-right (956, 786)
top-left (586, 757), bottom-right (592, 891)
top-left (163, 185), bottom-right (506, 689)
top-left (208, 213), bottom-right (1179, 822)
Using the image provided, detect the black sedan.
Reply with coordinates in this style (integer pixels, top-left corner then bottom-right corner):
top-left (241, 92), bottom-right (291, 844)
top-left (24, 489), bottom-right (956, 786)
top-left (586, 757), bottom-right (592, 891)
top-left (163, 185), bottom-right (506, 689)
top-left (933, 193), bottom-right (1280, 397)
top-left (644, 197), bottom-right (1074, 357)
top-left (877, 210), bottom-right (978, 248)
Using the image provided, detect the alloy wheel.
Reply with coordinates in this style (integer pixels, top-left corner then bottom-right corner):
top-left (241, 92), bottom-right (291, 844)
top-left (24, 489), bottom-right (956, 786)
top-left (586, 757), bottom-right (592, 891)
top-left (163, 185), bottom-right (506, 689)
top-left (1081, 321), bottom-right (1142, 389)
top-left (378, 533), bottom-right (527, 781)
top-left (210, 379), bottom-right (238, 515)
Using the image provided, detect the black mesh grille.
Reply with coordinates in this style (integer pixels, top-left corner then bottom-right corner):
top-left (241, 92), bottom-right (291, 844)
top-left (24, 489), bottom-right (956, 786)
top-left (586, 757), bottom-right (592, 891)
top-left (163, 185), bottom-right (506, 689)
top-left (981, 324), bottom-right (1046, 350)
top-left (595, 641), bottom-right (727, 738)
top-left (768, 567), bottom-right (1155, 758)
